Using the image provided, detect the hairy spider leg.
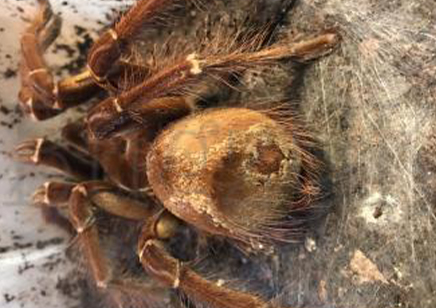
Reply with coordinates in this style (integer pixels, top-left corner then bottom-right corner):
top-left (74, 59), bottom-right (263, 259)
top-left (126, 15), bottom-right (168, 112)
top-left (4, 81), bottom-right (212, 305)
top-left (87, 94), bottom-right (193, 139)
top-left (28, 181), bottom-right (76, 233)
top-left (61, 121), bottom-right (90, 154)
top-left (32, 181), bottom-right (76, 207)
top-left (86, 32), bottom-right (339, 139)
top-left (61, 120), bottom-right (153, 190)
top-left (67, 181), bottom-right (168, 306)
top-left (138, 211), bottom-right (293, 308)
top-left (26, 181), bottom-right (167, 304)
top-left (19, 0), bottom-right (152, 121)
top-left (87, 0), bottom-right (175, 90)
top-left (19, 0), bottom-right (102, 120)
top-left (87, 133), bottom-right (153, 190)
top-left (87, 94), bottom-right (194, 188)
top-left (32, 180), bottom-right (153, 217)
top-left (15, 118), bottom-right (156, 191)
top-left (14, 138), bottom-right (103, 180)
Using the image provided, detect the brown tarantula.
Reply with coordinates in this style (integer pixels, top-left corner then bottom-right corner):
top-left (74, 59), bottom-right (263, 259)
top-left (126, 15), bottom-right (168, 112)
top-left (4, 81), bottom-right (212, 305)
top-left (14, 0), bottom-right (339, 307)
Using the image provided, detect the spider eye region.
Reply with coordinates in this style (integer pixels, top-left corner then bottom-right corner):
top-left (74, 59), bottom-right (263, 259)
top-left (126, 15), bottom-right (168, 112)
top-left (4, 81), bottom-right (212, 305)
top-left (147, 108), bottom-right (311, 244)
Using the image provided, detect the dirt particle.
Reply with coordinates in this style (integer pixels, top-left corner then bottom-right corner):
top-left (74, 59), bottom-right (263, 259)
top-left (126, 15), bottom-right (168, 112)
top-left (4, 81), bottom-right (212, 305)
top-left (13, 242), bottom-right (33, 250)
top-left (3, 68), bottom-right (17, 79)
top-left (18, 261), bottom-right (35, 275)
top-left (0, 105), bottom-right (11, 115)
top-left (373, 206), bottom-right (383, 218)
top-left (318, 279), bottom-right (328, 302)
top-left (0, 246), bottom-right (11, 254)
top-left (349, 250), bottom-right (388, 285)
top-left (74, 25), bottom-right (86, 36)
top-left (55, 277), bottom-right (81, 298)
top-left (305, 237), bottom-right (317, 252)
top-left (42, 257), bottom-right (64, 271)
top-left (54, 43), bottom-right (76, 58)
top-left (36, 237), bottom-right (64, 250)
top-left (3, 293), bottom-right (15, 303)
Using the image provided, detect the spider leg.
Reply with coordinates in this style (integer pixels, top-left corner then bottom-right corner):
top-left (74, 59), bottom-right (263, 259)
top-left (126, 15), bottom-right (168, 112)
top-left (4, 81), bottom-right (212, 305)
top-left (61, 121), bottom-right (89, 154)
top-left (46, 119), bottom-right (153, 190)
top-left (32, 179), bottom-right (158, 239)
top-left (138, 211), bottom-right (289, 308)
top-left (13, 122), bottom-right (150, 190)
top-left (87, 0), bottom-right (175, 90)
top-left (71, 181), bottom-right (157, 220)
top-left (68, 182), bottom-right (167, 304)
top-left (14, 138), bottom-right (103, 180)
top-left (87, 95), bottom-right (193, 140)
top-left (121, 32), bottom-right (339, 103)
top-left (86, 32), bottom-right (339, 139)
top-left (83, 132), bottom-right (153, 190)
top-left (32, 181), bottom-right (75, 207)
top-left (27, 181), bottom-right (76, 233)
top-left (19, 0), bottom-right (102, 120)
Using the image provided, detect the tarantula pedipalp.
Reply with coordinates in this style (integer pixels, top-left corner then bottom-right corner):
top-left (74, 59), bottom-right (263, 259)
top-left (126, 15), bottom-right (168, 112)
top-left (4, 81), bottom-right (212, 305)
top-left (14, 0), bottom-right (339, 307)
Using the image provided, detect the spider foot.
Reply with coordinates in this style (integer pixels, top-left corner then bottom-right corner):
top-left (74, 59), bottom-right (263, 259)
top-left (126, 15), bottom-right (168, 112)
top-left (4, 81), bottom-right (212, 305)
top-left (32, 181), bottom-right (75, 206)
top-left (32, 183), bottom-right (50, 205)
top-left (14, 138), bottom-right (45, 164)
top-left (19, 0), bottom-right (102, 121)
top-left (14, 138), bottom-right (103, 179)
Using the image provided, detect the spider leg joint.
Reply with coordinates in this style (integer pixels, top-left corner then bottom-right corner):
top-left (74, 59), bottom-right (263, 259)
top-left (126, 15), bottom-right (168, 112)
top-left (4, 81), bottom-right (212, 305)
top-left (187, 53), bottom-right (202, 75)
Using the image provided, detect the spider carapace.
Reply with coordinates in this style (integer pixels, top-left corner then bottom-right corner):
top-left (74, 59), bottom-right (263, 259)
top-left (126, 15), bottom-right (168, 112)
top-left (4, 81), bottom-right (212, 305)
top-left (14, 0), bottom-right (339, 307)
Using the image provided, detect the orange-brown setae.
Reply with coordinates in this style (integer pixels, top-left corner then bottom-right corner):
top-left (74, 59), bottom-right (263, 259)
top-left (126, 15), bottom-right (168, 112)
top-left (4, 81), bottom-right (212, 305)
top-left (147, 108), bottom-right (314, 247)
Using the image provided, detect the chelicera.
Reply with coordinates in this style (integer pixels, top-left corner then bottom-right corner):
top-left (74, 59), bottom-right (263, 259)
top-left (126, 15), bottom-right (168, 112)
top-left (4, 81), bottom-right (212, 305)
top-left (14, 0), bottom-right (339, 307)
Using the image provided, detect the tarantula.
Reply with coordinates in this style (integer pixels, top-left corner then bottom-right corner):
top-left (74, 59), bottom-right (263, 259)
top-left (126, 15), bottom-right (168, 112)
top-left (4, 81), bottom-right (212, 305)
top-left (14, 0), bottom-right (339, 307)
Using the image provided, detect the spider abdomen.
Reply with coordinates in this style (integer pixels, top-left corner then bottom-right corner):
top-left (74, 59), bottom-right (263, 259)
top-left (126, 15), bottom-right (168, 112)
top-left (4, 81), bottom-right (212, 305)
top-left (147, 108), bottom-right (315, 246)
